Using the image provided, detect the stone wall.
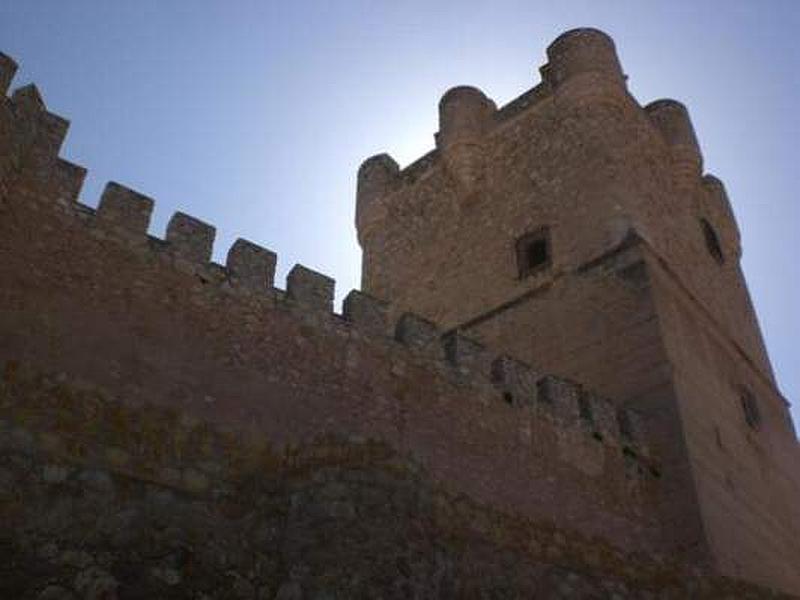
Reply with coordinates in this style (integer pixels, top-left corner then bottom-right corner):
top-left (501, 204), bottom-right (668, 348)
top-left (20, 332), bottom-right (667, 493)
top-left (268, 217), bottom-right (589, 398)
top-left (354, 28), bottom-right (800, 593)
top-left (0, 28), bottom-right (798, 597)
top-left (0, 368), bottom-right (789, 599)
top-left (0, 50), bottom-right (668, 565)
top-left (646, 253), bottom-right (800, 589)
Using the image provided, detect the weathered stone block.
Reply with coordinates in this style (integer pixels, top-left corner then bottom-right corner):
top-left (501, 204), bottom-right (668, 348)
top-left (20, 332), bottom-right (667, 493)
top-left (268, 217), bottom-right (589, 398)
top-left (11, 83), bottom-right (45, 113)
top-left (545, 28), bottom-right (624, 88)
top-left (491, 355), bottom-right (539, 407)
top-left (356, 153), bottom-right (399, 245)
top-left (395, 313), bottom-right (439, 352)
top-left (286, 264), bottom-right (335, 311)
top-left (0, 52), bottom-right (18, 95)
top-left (166, 212), bottom-right (215, 263)
top-left (52, 159), bottom-right (86, 203)
top-left (226, 238), bottom-right (277, 291)
top-left (97, 181), bottom-right (154, 235)
top-left (443, 331), bottom-right (489, 376)
top-left (536, 375), bottom-right (581, 423)
top-left (342, 290), bottom-right (388, 334)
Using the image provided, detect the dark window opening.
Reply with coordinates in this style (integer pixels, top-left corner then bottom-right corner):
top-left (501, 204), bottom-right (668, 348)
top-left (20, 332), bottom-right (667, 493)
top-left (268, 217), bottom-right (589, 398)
top-left (536, 378), bottom-right (553, 404)
top-left (526, 239), bottom-right (548, 269)
top-left (516, 228), bottom-right (551, 278)
top-left (700, 218), bottom-right (724, 264)
top-left (740, 387), bottom-right (761, 430)
top-left (502, 391), bottom-right (514, 406)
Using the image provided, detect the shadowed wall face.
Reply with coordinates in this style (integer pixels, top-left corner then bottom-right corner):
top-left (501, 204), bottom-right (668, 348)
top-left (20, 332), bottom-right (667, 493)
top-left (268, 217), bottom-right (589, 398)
top-left (0, 48), bottom-right (669, 583)
top-left (0, 22), bottom-right (799, 596)
top-left (0, 370), bottom-right (786, 599)
top-left (358, 29), bottom-right (800, 594)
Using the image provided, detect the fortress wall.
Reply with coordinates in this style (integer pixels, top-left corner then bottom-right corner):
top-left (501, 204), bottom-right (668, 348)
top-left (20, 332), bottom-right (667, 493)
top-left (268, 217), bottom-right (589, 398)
top-left (358, 53), bottom-right (773, 393)
top-left (359, 94), bottom-right (669, 330)
top-left (357, 41), bottom-right (676, 333)
top-left (353, 30), bottom-right (799, 591)
top-left (1, 371), bottom-right (787, 598)
top-left (2, 34), bottom-right (798, 595)
top-left (460, 245), bottom-right (708, 560)
top-left (356, 49), bottom-right (710, 561)
top-left (646, 253), bottom-right (800, 593)
top-left (0, 77), bottom-right (664, 555)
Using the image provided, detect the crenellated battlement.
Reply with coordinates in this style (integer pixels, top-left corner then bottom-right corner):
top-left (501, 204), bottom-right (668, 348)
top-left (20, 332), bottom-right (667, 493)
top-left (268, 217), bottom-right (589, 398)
top-left (0, 52), bottom-right (17, 94)
top-left (543, 28), bottom-right (625, 89)
top-left (353, 29), bottom-right (728, 272)
top-left (346, 28), bottom-right (800, 595)
top-left (700, 173), bottom-right (741, 260)
top-left (644, 98), bottom-right (703, 189)
top-left (1, 28), bottom-right (797, 596)
top-left (0, 53), bottom-right (656, 484)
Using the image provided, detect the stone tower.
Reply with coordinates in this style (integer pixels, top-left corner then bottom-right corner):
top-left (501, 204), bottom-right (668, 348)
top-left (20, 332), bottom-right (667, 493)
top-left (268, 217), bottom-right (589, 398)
top-left (356, 28), bottom-right (800, 591)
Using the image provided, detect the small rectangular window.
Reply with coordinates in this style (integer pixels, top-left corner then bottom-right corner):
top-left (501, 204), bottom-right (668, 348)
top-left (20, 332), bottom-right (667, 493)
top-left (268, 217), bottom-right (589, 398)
top-left (516, 228), bottom-right (551, 278)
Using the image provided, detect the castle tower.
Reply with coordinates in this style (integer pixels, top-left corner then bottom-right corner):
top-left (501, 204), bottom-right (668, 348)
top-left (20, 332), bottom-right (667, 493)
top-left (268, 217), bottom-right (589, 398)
top-left (357, 28), bottom-right (800, 592)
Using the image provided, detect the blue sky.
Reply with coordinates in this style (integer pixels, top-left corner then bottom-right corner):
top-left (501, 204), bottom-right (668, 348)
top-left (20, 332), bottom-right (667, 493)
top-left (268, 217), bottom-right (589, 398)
top-left (2, 1), bottom-right (798, 426)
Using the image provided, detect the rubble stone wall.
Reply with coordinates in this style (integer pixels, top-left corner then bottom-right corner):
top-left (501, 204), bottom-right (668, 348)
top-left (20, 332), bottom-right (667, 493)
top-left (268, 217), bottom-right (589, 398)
top-left (0, 64), bottom-right (663, 562)
top-left (0, 370), bottom-right (789, 599)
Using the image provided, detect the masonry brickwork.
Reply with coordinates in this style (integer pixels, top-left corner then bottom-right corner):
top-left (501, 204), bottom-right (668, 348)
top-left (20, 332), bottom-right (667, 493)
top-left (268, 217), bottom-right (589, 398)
top-left (0, 27), bottom-right (797, 598)
top-left (358, 28), bottom-right (800, 594)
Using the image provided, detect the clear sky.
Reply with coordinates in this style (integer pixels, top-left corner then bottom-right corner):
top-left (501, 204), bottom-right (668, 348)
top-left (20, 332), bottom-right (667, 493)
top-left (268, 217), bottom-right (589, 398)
top-left (2, 1), bottom-right (798, 426)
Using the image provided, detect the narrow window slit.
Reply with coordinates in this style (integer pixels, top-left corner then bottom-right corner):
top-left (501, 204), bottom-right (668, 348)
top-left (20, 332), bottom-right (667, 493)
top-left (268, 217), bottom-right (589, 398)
top-left (700, 218), bottom-right (724, 264)
top-left (516, 227), bottom-right (551, 278)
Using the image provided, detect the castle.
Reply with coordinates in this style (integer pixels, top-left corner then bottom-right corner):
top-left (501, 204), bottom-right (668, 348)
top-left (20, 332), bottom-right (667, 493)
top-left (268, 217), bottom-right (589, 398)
top-left (0, 28), bottom-right (798, 598)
